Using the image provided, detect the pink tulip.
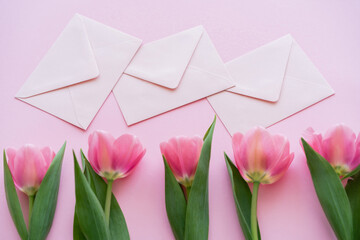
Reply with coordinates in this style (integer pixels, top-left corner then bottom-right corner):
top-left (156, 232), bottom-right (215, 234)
top-left (6, 144), bottom-right (55, 196)
top-left (160, 136), bottom-right (203, 187)
top-left (303, 124), bottom-right (360, 176)
top-left (88, 130), bottom-right (146, 181)
top-left (232, 127), bottom-right (294, 184)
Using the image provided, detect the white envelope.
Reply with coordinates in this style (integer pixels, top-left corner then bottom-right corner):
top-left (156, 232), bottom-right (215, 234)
top-left (113, 26), bottom-right (234, 125)
top-left (208, 35), bottom-right (335, 135)
top-left (15, 14), bottom-right (142, 130)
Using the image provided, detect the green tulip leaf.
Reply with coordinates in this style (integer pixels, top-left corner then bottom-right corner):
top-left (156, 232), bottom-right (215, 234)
top-left (225, 153), bottom-right (261, 240)
top-left (342, 164), bottom-right (360, 180)
top-left (3, 151), bottom-right (28, 240)
top-left (345, 171), bottom-right (360, 240)
top-left (73, 151), bottom-right (110, 240)
top-left (73, 210), bottom-right (87, 240)
top-left (164, 156), bottom-right (187, 240)
top-left (80, 150), bottom-right (130, 240)
top-left (28, 142), bottom-right (66, 240)
top-left (184, 116), bottom-right (216, 240)
top-left (302, 138), bottom-right (353, 240)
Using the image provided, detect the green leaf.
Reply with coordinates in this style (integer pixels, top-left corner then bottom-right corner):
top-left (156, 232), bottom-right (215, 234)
top-left (28, 142), bottom-right (66, 240)
top-left (342, 164), bottom-right (360, 180)
top-left (73, 210), bottom-right (87, 240)
top-left (302, 138), bottom-right (353, 240)
top-left (184, 116), bottom-right (216, 240)
top-left (164, 156), bottom-right (187, 240)
top-left (345, 172), bottom-right (360, 240)
top-left (225, 153), bottom-right (261, 240)
top-left (3, 151), bottom-right (28, 240)
top-left (73, 151), bottom-right (110, 240)
top-left (80, 150), bottom-right (130, 240)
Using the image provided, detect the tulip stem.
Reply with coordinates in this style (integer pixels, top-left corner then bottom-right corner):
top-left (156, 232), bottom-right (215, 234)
top-left (105, 180), bottom-right (113, 227)
top-left (251, 182), bottom-right (260, 240)
top-left (185, 186), bottom-right (192, 201)
top-left (28, 194), bottom-right (35, 226)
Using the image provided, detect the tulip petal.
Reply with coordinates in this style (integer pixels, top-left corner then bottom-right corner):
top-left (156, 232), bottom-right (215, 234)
top-left (40, 147), bottom-right (55, 169)
top-left (161, 139), bottom-right (183, 179)
top-left (232, 127), bottom-right (294, 184)
top-left (112, 134), bottom-right (145, 177)
top-left (88, 131), bottom-right (115, 174)
top-left (303, 127), bottom-right (324, 156)
top-left (6, 147), bottom-right (17, 173)
top-left (322, 124), bottom-right (356, 166)
top-left (245, 127), bottom-right (273, 173)
top-left (161, 136), bottom-right (202, 184)
top-left (232, 133), bottom-right (247, 171)
top-left (350, 133), bottom-right (360, 170)
top-left (268, 152), bottom-right (294, 183)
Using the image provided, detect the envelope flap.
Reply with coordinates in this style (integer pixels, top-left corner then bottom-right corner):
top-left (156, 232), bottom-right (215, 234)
top-left (226, 35), bottom-right (293, 102)
top-left (80, 14), bottom-right (142, 49)
top-left (124, 26), bottom-right (204, 89)
top-left (16, 14), bottom-right (99, 98)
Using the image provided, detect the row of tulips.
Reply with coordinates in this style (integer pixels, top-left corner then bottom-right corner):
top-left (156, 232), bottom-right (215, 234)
top-left (3, 117), bottom-right (360, 240)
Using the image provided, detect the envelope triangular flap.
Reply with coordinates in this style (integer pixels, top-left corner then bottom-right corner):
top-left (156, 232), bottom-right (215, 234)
top-left (16, 14), bottom-right (99, 98)
top-left (80, 14), bottom-right (142, 49)
top-left (226, 35), bottom-right (293, 102)
top-left (124, 26), bottom-right (204, 89)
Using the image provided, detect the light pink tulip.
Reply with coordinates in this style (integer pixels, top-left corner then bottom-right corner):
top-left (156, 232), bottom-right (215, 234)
top-left (88, 130), bottom-right (146, 180)
top-left (232, 127), bottom-right (294, 184)
top-left (303, 124), bottom-right (360, 176)
top-left (6, 144), bottom-right (55, 196)
top-left (160, 136), bottom-right (203, 187)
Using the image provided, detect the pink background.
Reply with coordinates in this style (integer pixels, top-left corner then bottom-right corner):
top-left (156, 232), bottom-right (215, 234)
top-left (1, 0), bottom-right (359, 239)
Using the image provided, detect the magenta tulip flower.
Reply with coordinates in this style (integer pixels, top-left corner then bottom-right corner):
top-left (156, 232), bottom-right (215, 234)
top-left (88, 130), bottom-right (146, 225)
top-left (160, 136), bottom-right (203, 187)
top-left (231, 127), bottom-right (294, 240)
top-left (88, 130), bottom-right (146, 181)
top-left (303, 124), bottom-right (360, 176)
top-left (232, 127), bottom-right (294, 184)
top-left (6, 144), bottom-right (55, 196)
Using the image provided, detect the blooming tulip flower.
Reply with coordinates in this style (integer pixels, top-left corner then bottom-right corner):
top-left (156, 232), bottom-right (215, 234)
top-left (160, 136), bottom-right (203, 188)
top-left (87, 130), bottom-right (146, 225)
top-left (303, 124), bottom-right (360, 176)
top-left (6, 144), bottom-right (55, 196)
top-left (232, 127), bottom-right (294, 240)
top-left (6, 144), bottom-right (55, 224)
top-left (232, 127), bottom-right (294, 184)
top-left (88, 130), bottom-right (146, 181)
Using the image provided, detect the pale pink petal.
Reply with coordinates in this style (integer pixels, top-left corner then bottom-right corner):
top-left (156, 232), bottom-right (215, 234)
top-left (178, 136), bottom-right (202, 178)
top-left (322, 124), bottom-right (356, 166)
top-left (112, 134), bottom-right (145, 176)
top-left (6, 147), bottom-right (17, 173)
top-left (245, 127), bottom-right (273, 173)
top-left (88, 130), bottom-right (115, 174)
top-left (232, 133), bottom-right (247, 170)
top-left (266, 134), bottom-right (289, 170)
top-left (40, 146), bottom-right (55, 169)
top-left (232, 127), bottom-right (294, 184)
top-left (350, 133), bottom-right (360, 170)
top-left (161, 138), bottom-right (183, 179)
top-left (160, 136), bottom-right (202, 182)
top-left (302, 127), bottom-right (324, 156)
top-left (269, 152), bottom-right (294, 178)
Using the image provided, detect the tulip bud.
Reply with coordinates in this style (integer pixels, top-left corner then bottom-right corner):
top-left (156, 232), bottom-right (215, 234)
top-left (232, 127), bottom-right (294, 184)
top-left (160, 136), bottom-right (203, 187)
top-left (303, 124), bottom-right (360, 176)
top-left (6, 144), bottom-right (55, 196)
top-left (88, 130), bottom-right (146, 181)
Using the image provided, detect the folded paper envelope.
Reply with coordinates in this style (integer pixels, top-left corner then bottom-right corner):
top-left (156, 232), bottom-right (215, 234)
top-left (113, 26), bottom-right (234, 125)
top-left (208, 35), bottom-right (335, 135)
top-left (15, 14), bottom-right (142, 130)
